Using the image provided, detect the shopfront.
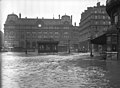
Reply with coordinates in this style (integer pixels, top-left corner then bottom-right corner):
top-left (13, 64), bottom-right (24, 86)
top-left (91, 33), bottom-right (107, 59)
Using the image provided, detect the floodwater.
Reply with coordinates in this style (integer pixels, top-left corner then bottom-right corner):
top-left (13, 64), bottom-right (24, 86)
top-left (1, 52), bottom-right (120, 88)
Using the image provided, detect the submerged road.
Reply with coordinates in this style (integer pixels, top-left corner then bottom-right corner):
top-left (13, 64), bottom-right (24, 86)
top-left (1, 52), bottom-right (120, 88)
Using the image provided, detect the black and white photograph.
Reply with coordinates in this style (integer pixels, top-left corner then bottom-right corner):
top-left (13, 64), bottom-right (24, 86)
top-left (0, 0), bottom-right (120, 88)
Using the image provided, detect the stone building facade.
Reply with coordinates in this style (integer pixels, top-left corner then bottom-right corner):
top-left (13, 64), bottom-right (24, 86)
top-left (79, 2), bottom-right (111, 52)
top-left (4, 13), bottom-right (79, 52)
top-left (0, 31), bottom-right (3, 51)
top-left (106, 0), bottom-right (120, 60)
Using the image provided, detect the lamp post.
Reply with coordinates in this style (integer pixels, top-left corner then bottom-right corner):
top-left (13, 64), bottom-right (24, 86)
top-left (25, 25), bottom-right (27, 54)
top-left (116, 26), bottom-right (120, 60)
top-left (68, 39), bottom-right (70, 54)
top-left (114, 14), bottom-right (120, 60)
top-left (25, 39), bottom-right (27, 54)
top-left (88, 36), bottom-right (93, 57)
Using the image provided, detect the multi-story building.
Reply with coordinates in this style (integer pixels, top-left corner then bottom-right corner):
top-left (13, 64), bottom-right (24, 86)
top-left (4, 13), bottom-right (79, 52)
top-left (106, 0), bottom-right (120, 60)
top-left (0, 31), bottom-right (3, 51)
top-left (79, 2), bottom-right (111, 52)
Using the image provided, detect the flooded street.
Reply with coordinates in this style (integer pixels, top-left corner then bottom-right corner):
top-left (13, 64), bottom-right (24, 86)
top-left (1, 52), bottom-right (120, 88)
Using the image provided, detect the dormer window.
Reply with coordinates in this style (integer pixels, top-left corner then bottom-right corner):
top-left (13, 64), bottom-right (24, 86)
top-left (9, 20), bottom-right (15, 24)
top-left (38, 24), bottom-right (42, 27)
top-left (64, 21), bottom-right (69, 25)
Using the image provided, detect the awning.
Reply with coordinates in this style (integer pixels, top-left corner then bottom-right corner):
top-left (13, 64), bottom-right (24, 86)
top-left (91, 25), bottom-right (118, 45)
top-left (91, 34), bottom-right (106, 45)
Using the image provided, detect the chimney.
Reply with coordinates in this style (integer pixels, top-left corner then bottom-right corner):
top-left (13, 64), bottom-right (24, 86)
top-left (59, 14), bottom-right (60, 19)
top-left (53, 14), bottom-right (54, 19)
top-left (19, 13), bottom-right (21, 18)
top-left (71, 15), bottom-right (72, 23)
top-left (97, 2), bottom-right (100, 7)
top-left (74, 22), bottom-right (76, 26)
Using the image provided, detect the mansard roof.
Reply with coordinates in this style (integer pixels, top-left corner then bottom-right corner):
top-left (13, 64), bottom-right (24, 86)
top-left (11, 18), bottom-right (64, 26)
top-left (41, 19), bottom-right (62, 26)
top-left (5, 14), bottom-right (72, 26)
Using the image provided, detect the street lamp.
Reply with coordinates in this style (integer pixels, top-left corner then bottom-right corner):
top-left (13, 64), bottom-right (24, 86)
top-left (25, 24), bottom-right (27, 54)
top-left (88, 36), bottom-right (93, 57)
top-left (68, 40), bottom-right (70, 54)
top-left (25, 39), bottom-right (27, 54)
top-left (114, 14), bottom-right (120, 60)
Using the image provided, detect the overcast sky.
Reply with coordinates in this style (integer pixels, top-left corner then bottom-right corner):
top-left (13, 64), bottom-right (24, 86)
top-left (1, 0), bottom-right (106, 32)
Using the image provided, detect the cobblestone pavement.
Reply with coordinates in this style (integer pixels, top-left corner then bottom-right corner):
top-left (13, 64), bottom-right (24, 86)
top-left (1, 52), bottom-right (120, 88)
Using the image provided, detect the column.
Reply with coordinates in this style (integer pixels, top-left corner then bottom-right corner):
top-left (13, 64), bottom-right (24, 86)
top-left (56, 44), bottom-right (58, 52)
top-left (118, 31), bottom-right (120, 60)
top-left (117, 9), bottom-right (120, 60)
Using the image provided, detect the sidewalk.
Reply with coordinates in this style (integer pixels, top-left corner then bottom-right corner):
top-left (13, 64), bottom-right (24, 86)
top-left (1, 51), bottom-right (106, 61)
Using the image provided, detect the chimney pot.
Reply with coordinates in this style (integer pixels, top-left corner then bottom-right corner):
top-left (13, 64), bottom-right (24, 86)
top-left (97, 2), bottom-right (100, 7)
top-left (71, 15), bottom-right (72, 23)
top-left (59, 15), bottom-right (60, 19)
top-left (19, 13), bottom-right (21, 18)
top-left (74, 22), bottom-right (76, 26)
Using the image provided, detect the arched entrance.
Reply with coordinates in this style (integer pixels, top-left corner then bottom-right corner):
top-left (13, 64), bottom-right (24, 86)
top-left (37, 39), bottom-right (59, 53)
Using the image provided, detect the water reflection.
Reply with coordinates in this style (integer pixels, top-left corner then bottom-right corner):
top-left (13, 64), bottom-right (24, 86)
top-left (1, 53), bottom-right (120, 88)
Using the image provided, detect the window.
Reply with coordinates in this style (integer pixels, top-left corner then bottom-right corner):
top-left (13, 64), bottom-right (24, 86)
top-left (98, 9), bottom-right (102, 13)
top-left (107, 37), bottom-right (111, 42)
top-left (26, 41), bottom-right (30, 48)
top-left (102, 11), bottom-right (105, 14)
top-left (95, 10), bottom-right (97, 13)
top-left (49, 32), bottom-right (53, 34)
top-left (55, 32), bottom-right (59, 34)
top-left (55, 27), bottom-right (59, 29)
top-left (55, 35), bottom-right (59, 38)
top-left (98, 15), bottom-right (100, 19)
top-left (103, 27), bottom-right (107, 32)
top-left (27, 32), bottom-right (31, 38)
top-left (64, 21), bottom-right (69, 25)
top-left (21, 34), bottom-right (25, 39)
top-left (32, 42), bottom-right (36, 48)
top-left (49, 27), bottom-right (53, 29)
top-left (20, 41), bottom-right (24, 48)
top-left (95, 21), bottom-right (98, 25)
top-left (43, 36), bottom-right (47, 38)
top-left (103, 21), bottom-right (106, 25)
top-left (9, 20), bottom-right (15, 25)
top-left (95, 16), bottom-right (97, 19)
top-left (38, 32), bottom-right (42, 35)
top-left (109, 21), bottom-right (111, 25)
top-left (64, 32), bottom-right (68, 34)
top-left (63, 27), bottom-right (69, 29)
top-left (44, 32), bottom-right (47, 34)
top-left (50, 36), bottom-right (53, 38)
top-left (38, 35), bottom-right (42, 38)
top-left (108, 17), bottom-right (111, 19)
top-left (43, 27), bottom-right (48, 29)
top-left (64, 36), bottom-right (69, 38)
top-left (32, 32), bottom-right (36, 38)
top-left (103, 16), bottom-right (105, 19)
top-left (114, 15), bottom-right (118, 25)
top-left (112, 44), bottom-right (117, 51)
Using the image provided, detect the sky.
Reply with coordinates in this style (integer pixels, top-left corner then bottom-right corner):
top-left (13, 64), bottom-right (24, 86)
top-left (0, 0), bottom-right (106, 32)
